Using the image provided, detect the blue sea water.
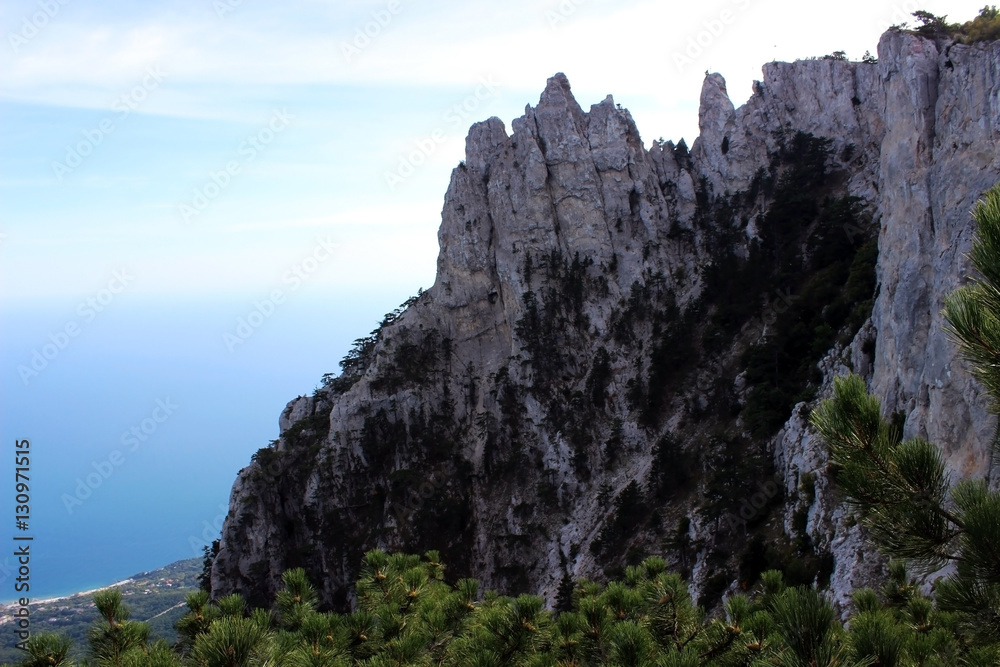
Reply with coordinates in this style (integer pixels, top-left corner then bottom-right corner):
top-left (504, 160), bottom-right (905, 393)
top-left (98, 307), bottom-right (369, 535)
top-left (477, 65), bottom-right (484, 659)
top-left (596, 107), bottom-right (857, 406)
top-left (0, 288), bottom-right (415, 601)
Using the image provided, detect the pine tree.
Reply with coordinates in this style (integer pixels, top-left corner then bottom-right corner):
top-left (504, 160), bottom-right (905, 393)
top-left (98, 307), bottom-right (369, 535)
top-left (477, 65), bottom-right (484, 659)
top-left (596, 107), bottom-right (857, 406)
top-left (274, 568), bottom-right (319, 632)
top-left (13, 633), bottom-right (73, 667)
top-left (175, 590), bottom-right (220, 656)
top-left (190, 615), bottom-right (273, 667)
top-left (811, 184), bottom-right (1000, 653)
top-left (87, 589), bottom-right (153, 667)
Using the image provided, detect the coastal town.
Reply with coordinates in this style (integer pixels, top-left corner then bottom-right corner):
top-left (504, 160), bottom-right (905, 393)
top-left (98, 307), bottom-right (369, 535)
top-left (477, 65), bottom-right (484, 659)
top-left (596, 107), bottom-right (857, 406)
top-left (0, 559), bottom-right (199, 663)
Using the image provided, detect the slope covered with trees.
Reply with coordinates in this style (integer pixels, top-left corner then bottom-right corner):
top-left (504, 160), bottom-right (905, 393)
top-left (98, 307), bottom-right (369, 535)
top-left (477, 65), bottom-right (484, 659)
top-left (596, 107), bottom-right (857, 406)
top-left (10, 550), bottom-right (1000, 666)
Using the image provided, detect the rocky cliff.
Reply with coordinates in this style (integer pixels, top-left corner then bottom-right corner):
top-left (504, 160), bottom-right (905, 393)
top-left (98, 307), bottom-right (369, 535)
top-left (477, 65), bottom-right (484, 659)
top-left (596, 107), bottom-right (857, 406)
top-left (210, 30), bottom-right (1000, 612)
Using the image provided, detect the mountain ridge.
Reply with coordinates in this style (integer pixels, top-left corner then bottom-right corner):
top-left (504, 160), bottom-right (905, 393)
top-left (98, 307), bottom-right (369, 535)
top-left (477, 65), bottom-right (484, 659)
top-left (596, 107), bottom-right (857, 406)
top-left (209, 28), bottom-right (1000, 613)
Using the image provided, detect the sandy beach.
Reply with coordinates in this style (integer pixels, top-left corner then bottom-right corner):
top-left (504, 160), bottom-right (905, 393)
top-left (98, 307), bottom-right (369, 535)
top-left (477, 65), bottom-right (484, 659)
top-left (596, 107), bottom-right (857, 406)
top-left (0, 578), bottom-right (134, 615)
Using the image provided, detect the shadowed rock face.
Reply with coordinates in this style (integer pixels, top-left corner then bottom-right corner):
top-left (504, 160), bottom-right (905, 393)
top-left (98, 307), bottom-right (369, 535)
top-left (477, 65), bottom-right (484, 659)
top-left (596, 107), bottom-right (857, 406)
top-left (211, 31), bottom-right (1000, 612)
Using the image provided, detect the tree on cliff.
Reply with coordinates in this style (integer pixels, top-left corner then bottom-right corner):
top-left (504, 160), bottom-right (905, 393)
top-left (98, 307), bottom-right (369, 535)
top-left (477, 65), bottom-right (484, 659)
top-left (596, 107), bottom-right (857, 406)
top-left (905, 6), bottom-right (1000, 42)
top-left (811, 185), bottom-right (1000, 649)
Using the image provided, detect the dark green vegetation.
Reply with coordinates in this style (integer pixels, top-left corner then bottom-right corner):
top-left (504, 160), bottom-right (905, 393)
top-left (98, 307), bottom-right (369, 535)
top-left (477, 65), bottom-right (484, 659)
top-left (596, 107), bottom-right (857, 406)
top-left (900, 7), bottom-right (1000, 43)
top-left (634, 130), bottom-right (878, 438)
top-left (0, 559), bottom-right (200, 665)
top-left (588, 128), bottom-right (877, 589)
top-left (319, 294), bottom-right (422, 396)
top-left (11, 551), bottom-right (999, 666)
top-left (696, 132), bottom-right (877, 438)
top-left (230, 292), bottom-right (474, 611)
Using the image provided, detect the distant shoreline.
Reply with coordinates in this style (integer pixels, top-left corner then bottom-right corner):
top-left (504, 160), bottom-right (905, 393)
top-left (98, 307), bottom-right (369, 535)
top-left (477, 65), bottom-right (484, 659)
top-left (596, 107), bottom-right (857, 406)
top-left (0, 557), bottom-right (200, 610)
top-left (0, 578), bottom-right (135, 612)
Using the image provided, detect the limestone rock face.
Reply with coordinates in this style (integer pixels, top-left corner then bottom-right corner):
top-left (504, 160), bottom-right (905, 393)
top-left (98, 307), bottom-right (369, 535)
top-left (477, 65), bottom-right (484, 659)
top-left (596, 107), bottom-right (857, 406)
top-left (871, 33), bottom-right (1000, 481)
top-left (211, 32), bottom-right (1000, 611)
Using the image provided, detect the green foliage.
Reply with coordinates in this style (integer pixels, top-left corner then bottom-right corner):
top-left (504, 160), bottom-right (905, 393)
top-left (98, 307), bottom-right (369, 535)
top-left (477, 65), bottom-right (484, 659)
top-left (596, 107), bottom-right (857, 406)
top-left (191, 615), bottom-right (272, 667)
top-left (515, 250), bottom-right (599, 385)
top-left (812, 375), bottom-right (967, 567)
top-left (359, 408), bottom-right (407, 462)
top-left (321, 293), bottom-right (422, 395)
top-left (15, 634), bottom-right (73, 667)
top-left (689, 131), bottom-right (878, 437)
top-left (766, 586), bottom-right (853, 665)
top-left (282, 410), bottom-right (333, 450)
top-left (742, 196), bottom-right (876, 437)
top-left (199, 541), bottom-right (220, 593)
top-left (699, 432), bottom-right (777, 524)
top-left (275, 568), bottom-right (319, 632)
top-left (586, 347), bottom-right (613, 408)
top-left (738, 534), bottom-right (833, 592)
top-left (958, 5), bottom-right (1000, 42)
top-left (602, 418), bottom-right (625, 467)
top-left (87, 589), bottom-right (159, 666)
top-left (647, 434), bottom-right (694, 501)
top-left (642, 291), bottom-right (695, 425)
top-left (175, 591), bottom-right (217, 656)
top-left (248, 446), bottom-right (280, 469)
top-left (370, 328), bottom-right (443, 393)
top-left (912, 9), bottom-right (952, 34)
top-left (17, 552), bottom-right (1000, 666)
top-left (944, 185), bottom-right (1000, 416)
top-left (591, 481), bottom-right (649, 558)
top-left (322, 330), bottom-right (379, 394)
top-left (898, 7), bottom-right (1000, 43)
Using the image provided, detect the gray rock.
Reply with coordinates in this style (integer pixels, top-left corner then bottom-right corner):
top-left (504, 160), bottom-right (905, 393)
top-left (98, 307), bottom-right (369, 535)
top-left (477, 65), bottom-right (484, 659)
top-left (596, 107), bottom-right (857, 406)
top-left (211, 31), bottom-right (1000, 612)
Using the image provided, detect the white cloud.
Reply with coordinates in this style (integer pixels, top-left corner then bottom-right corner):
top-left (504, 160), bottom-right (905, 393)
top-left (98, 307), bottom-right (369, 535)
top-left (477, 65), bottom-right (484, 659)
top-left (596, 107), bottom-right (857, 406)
top-left (3, 0), bottom-right (987, 117)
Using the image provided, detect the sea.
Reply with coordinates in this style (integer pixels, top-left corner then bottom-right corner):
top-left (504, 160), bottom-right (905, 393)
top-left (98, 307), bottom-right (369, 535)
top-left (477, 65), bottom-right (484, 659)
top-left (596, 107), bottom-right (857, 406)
top-left (0, 288), bottom-right (412, 601)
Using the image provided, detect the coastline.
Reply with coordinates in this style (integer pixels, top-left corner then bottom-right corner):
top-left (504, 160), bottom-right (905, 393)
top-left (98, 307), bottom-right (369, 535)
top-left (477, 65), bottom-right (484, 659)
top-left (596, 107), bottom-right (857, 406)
top-left (0, 578), bottom-right (135, 613)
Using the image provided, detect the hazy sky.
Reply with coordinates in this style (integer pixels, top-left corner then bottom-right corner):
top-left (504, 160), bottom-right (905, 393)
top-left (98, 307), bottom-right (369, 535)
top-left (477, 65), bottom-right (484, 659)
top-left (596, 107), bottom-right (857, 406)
top-left (1, 0), bottom-right (984, 303)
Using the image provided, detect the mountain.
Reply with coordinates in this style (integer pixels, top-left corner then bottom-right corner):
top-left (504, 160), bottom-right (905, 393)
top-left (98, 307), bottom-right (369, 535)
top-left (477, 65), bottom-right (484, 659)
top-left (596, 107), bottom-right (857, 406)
top-left (208, 29), bottom-right (1000, 613)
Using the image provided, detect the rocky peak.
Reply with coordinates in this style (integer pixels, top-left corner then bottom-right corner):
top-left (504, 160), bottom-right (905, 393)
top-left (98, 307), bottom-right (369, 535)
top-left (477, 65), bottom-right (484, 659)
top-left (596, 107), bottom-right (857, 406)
top-left (211, 30), bottom-right (1000, 613)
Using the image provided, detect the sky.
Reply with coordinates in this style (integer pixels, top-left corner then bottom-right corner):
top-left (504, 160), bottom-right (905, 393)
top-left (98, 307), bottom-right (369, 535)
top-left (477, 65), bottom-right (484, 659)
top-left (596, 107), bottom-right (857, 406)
top-left (0, 0), bottom-right (988, 598)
